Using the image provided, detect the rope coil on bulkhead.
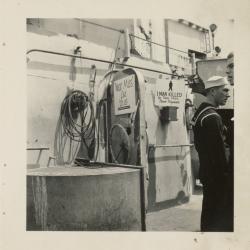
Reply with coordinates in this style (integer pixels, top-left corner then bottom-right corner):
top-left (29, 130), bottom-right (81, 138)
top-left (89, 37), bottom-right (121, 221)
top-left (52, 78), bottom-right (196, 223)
top-left (54, 90), bottom-right (96, 165)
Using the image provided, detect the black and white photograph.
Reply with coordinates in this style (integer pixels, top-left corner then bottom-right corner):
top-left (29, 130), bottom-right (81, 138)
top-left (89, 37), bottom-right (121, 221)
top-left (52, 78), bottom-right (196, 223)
top-left (1, 1), bottom-right (250, 249)
top-left (26, 18), bottom-right (234, 232)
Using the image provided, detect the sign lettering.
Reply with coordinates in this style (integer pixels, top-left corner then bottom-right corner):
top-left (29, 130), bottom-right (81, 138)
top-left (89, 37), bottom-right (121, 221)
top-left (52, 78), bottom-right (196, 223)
top-left (114, 74), bottom-right (136, 115)
top-left (155, 79), bottom-right (185, 107)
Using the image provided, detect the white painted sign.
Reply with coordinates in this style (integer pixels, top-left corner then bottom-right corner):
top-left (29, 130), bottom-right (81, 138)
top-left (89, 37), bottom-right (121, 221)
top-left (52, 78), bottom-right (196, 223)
top-left (113, 74), bottom-right (136, 115)
top-left (155, 78), bottom-right (185, 107)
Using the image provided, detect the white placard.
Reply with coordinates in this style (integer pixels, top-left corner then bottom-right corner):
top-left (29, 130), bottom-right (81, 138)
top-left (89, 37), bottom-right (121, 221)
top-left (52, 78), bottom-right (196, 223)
top-left (155, 78), bottom-right (185, 107)
top-left (113, 74), bottom-right (136, 115)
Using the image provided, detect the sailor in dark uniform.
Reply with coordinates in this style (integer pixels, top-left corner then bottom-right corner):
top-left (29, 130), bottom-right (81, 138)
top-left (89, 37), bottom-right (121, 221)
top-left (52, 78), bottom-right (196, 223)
top-left (192, 76), bottom-right (231, 231)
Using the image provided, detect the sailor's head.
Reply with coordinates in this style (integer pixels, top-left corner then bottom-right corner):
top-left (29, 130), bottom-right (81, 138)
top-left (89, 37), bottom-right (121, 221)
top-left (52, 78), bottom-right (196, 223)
top-left (226, 52), bottom-right (234, 86)
top-left (204, 76), bottom-right (230, 106)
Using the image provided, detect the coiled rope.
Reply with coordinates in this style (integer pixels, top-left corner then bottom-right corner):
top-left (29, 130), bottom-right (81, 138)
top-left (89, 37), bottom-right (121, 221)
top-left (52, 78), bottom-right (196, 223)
top-left (54, 90), bottom-right (95, 165)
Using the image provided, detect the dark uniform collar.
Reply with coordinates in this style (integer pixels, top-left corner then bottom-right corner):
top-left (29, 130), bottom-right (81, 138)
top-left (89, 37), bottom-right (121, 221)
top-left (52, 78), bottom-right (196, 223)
top-left (191, 102), bottom-right (217, 127)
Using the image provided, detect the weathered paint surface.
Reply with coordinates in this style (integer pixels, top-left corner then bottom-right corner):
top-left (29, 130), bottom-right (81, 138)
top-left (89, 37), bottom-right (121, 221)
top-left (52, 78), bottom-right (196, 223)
top-left (27, 31), bottom-right (113, 166)
top-left (166, 20), bottom-right (207, 69)
top-left (27, 19), bottom-right (193, 210)
top-left (144, 78), bottom-right (192, 206)
top-left (27, 166), bottom-right (142, 231)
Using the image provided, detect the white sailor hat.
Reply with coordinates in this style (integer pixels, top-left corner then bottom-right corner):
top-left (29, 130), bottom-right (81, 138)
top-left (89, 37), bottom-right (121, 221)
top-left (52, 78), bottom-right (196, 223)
top-left (204, 75), bottom-right (229, 89)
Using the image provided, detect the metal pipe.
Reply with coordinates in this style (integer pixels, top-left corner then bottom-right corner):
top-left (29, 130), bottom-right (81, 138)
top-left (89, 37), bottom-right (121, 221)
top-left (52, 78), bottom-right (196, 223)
top-left (129, 34), bottom-right (189, 55)
top-left (149, 144), bottom-right (194, 148)
top-left (26, 49), bottom-right (178, 77)
top-left (27, 147), bottom-right (49, 150)
top-left (75, 18), bottom-right (124, 33)
top-left (47, 156), bottom-right (56, 167)
top-left (78, 160), bottom-right (144, 169)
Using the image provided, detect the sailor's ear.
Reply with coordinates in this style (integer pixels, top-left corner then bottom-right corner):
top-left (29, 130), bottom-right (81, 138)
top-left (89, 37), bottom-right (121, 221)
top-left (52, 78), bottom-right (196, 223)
top-left (209, 88), bottom-right (216, 96)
